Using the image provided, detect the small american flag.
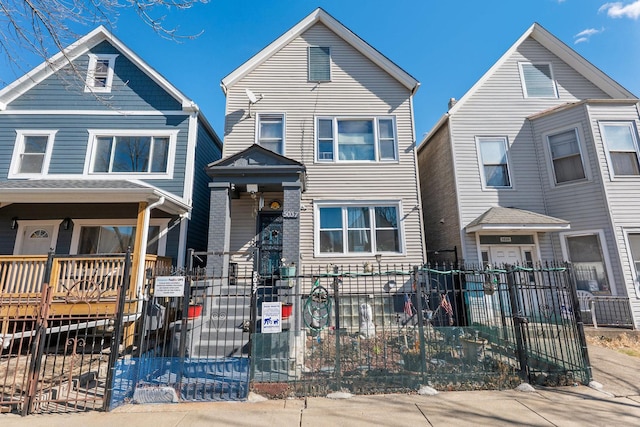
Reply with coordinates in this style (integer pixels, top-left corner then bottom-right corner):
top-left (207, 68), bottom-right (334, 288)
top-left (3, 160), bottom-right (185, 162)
top-left (403, 294), bottom-right (414, 317)
top-left (440, 293), bottom-right (454, 317)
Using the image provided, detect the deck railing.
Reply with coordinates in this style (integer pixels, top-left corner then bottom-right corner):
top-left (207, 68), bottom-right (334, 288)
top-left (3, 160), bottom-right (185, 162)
top-left (0, 254), bottom-right (172, 301)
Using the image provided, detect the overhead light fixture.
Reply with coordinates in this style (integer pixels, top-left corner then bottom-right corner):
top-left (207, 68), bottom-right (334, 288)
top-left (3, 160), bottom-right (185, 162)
top-left (245, 88), bottom-right (264, 117)
top-left (11, 217), bottom-right (18, 230)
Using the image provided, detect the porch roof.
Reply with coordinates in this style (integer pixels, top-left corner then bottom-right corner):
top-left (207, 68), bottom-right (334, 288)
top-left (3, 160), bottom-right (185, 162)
top-left (206, 144), bottom-right (306, 192)
top-left (0, 180), bottom-right (189, 215)
top-left (465, 207), bottom-right (570, 233)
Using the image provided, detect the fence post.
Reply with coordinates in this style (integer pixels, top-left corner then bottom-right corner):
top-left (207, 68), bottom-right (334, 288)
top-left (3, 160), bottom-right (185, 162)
top-left (413, 266), bottom-right (427, 374)
top-left (565, 262), bottom-right (592, 384)
top-left (103, 249), bottom-right (132, 411)
top-left (333, 265), bottom-right (341, 390)
top-left (506, 266), bottom-right (529, 382)
top-left (22, 250), bottom-right (54, 416)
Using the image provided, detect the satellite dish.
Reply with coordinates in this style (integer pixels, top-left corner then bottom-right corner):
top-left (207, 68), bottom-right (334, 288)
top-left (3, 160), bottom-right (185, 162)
top-left (246, 88), bottom-right (259, 104)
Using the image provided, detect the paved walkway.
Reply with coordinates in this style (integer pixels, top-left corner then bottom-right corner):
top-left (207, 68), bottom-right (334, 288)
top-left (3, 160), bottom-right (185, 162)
top-left (1, 343), bottom-right (638, 426)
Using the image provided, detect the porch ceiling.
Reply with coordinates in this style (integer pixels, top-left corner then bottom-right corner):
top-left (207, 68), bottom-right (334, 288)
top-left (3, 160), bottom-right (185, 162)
top-left (465, 206), bottom-right (570, 233)
top-left (0, 180), bottom-right (190, 215)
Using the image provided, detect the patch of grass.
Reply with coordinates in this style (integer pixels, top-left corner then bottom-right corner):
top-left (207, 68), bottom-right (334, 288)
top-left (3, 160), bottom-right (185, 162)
top-left (587, 333), bottom-right (640, 358)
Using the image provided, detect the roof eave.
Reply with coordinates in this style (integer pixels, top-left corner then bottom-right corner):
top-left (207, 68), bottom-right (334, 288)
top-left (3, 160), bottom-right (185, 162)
top-left (465, 223), bottom-right (571, 233)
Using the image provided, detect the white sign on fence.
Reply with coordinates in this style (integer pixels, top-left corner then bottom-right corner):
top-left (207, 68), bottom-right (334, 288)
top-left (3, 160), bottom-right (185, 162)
top-left (261, 301), bottom-right (282, 333)
top-left (154, 276), bottom-right (186, 297)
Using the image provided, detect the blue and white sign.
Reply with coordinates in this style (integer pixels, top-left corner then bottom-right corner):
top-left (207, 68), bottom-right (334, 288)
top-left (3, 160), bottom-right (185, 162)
top-left (154, 276), bottom-right (185, 297)
top-left (261, 301), bottom-right (282, 333)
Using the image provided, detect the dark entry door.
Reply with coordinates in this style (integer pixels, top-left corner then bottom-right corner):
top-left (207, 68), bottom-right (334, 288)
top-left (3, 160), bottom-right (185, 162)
top-left (257, 213), bottom-right (283, 278)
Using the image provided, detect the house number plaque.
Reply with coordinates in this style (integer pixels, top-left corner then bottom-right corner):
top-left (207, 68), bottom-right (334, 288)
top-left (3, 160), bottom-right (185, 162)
top-left (283, 210), bottom-right (299, 218)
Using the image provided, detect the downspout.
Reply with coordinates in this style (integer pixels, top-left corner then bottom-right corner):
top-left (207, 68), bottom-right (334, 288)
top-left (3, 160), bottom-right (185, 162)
top-left (136, 196), bottom-right (165, 312)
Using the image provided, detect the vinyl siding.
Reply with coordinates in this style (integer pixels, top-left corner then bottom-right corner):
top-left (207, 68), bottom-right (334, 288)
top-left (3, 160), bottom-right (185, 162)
top-left (448, 37), bottom-right (612, 264)
top-left (186, 120), bottom-right (222, 253)
top-left (417, 121), bottom-right (462, 260)
top-left (587, 103), bottom-right (640, 315)
top-left (223, 23), bottom-right (424, 267)
top-left (7, 42), bottom-right (182, 112)
top-left (0, 113), bottom-right (189, 197)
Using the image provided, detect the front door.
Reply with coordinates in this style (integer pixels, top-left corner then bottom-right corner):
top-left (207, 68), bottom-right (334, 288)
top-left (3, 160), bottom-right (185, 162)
top-left (16, 223), bottom-right (57, 255)
top-left (489, 246), bottom-right (523, 266)
top-left (257, 213), bottom-right (283, 278)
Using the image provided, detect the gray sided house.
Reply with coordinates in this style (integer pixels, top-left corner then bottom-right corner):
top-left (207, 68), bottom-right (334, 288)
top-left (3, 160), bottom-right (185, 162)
top-left (206, 8), bottom-right (425, 282)
top-left (417, 23), bottom-right (640, 328)
top-left (0, 26), bottom-right (222, 268)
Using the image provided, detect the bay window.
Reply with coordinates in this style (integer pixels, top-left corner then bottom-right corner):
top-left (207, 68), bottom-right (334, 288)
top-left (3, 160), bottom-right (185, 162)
top-left (547, 128), bottom-right (586, 184)
top-left (601, 121), bottom-right (640, 176)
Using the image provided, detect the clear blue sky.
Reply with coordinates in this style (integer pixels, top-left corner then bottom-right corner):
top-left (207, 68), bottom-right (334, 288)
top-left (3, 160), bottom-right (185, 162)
top-left (2, 0), bottom-right (639, 141)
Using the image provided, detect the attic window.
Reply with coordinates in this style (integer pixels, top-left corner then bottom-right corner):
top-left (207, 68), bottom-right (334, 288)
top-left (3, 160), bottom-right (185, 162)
top-left (309, 47), bottom-right (331, 82)
top-left (85, 54), bottom-right (118, 93)
top-left (519, 62), bottom-right (558, 98)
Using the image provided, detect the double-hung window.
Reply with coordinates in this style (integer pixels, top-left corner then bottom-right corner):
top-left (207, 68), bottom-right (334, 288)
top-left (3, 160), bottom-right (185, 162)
top-left (477, 137), bottom-right (512, 188)
top-left (316, 117), bottom-right (397, 162)
top-left (547, 128), bottom-right (586, 184)
top-left (257, 114), bottom-right (284, 154)
top-left (73, 219), bottom-right (168, 255)
top-left (317, 203), bottom-right (401, 255)
top-left (85, 54), bottom-right (118, 93)
top-left (565, 233), bottom-right (610, 294)
top-left (628, 233), bottom-right (640, 288)
top-left (600, 121), bottom-right (640, 176)
top-left (309, 46), bottom-right (331, 82)
top-left (519, 62), bottom-right (558, 98)
top-left (9, 130), bottom-right (56, 178)
top-left (87, 130), bottom-right (176, 176)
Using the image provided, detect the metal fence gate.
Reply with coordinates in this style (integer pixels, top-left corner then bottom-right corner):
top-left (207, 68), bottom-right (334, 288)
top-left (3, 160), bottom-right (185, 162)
top-left (1, 254), bottom-right (127, 415)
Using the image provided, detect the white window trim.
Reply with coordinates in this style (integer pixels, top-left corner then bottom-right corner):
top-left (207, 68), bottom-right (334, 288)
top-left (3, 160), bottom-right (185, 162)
top-left (308, 46), bottom-right (331, 82)
top-left (84, 54), bottom-right (118, 93)
top-left (313, 200), bottom-right (405, 257)
top-left (475, 136), bottom-right (513, 190)
top-left (8, 130), bottom-right (57, 178)
top-left (543, 124), bottom-right (590, 187)
top-left (598, 120), bottom-right (640, 180)
top-left (314, 116), bottom-right (399, 163)
top-left (255, 113), bottom-right (286, 155)
top-left (623, 228), bottom-right (640, 298)
top-left (559, 229), bottom-right (616, 296)
top-left (517, 62), bottom-right (559, 99)
top-left (69, 218), bottom-right (170, 256)
top-left (13, 219), bottom-right (63, 255)
top-left (84, 129), bottom-right (178, 178)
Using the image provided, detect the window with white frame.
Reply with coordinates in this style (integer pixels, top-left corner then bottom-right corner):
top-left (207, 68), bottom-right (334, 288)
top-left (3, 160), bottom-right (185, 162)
top-left (257, 114), bottom-right (284, 154)
top-left (547, 128), bottom-right (586, 184)
top-left (87, 130), bottom-right (176, 176)
top-left (566, 233), bottom-right (610, 294)
top-left (9, 130), bottom-right (56, 178)
top-left (477, 137), bottom-right (511, 188)
top-left (85, 54), bottom-right (118, 93)
top-left (72, 219), bottom-right (168, 255)
top-left (600, 121), bottom-right (640, 176)
top-left (309, 46), bottom-right (331, 82)
top-left (628, 233), bottom-right (640, 287)
top-left (316, 117), bottom-right (397, 162)
top-left (519, 62), bottom-right (557, 98)
top-left (317, 204), bottom-right (401, 255)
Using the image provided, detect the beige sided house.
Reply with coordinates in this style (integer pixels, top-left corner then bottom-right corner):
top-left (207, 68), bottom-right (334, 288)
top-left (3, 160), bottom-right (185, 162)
top-left (206, 8), bottom-right (425, 287)
top-left (417, 23), bottom-right (640, 328)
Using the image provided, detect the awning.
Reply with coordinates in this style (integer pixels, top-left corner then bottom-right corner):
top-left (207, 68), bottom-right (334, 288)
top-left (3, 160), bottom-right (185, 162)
top-left (465, 207), bottom-right (570, 233)
top-left (0, 179), bottom-right (190, 215)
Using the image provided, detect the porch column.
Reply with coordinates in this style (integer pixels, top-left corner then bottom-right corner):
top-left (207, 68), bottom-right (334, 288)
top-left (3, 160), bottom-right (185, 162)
top-left (282, 182), bottom-right (302, 270)
top-left (207, 182), bottom-right (232, 278)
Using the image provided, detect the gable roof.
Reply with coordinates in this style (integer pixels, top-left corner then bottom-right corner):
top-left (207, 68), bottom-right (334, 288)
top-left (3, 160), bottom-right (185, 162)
top-left (419, 22), bottom-right (636, 150)
top-left (0, 26), bottom-right (198, 112)
top-left (465, 207), bottom-right (570, 233)
top-left (220, 8), bottom-right (419, 95)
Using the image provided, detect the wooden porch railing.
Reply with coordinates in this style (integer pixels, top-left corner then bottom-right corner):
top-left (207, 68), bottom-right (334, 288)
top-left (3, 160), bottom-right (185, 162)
top-left (0, 254), bottom-right (172, 303)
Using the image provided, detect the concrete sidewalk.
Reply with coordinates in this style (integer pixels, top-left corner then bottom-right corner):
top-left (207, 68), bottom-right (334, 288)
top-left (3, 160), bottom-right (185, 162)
top-left (2, 343), bottom-right (639, 426)
top-left (1, 385), bottom-right (639, 427)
